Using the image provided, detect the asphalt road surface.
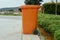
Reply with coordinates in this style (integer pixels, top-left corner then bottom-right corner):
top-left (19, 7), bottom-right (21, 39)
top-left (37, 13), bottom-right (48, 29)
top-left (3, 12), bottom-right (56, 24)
top-left (0, 16), bottom-right (22, 40)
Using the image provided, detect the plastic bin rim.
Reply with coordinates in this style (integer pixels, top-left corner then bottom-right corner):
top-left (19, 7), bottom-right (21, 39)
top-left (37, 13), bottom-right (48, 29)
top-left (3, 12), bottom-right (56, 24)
top-left (20, 5), bottom-right (40, 9)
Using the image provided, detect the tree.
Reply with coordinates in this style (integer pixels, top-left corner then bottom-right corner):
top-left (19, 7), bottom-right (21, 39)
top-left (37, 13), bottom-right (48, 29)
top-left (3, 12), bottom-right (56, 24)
top-left (51, 0), bottom-right (54, 3)
top-left (24, 0), bottom-right (42, 5)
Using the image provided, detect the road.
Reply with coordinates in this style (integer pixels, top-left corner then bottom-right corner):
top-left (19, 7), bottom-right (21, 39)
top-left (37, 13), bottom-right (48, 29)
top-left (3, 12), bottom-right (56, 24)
top-left (0, 16), bottom-right (22, 40)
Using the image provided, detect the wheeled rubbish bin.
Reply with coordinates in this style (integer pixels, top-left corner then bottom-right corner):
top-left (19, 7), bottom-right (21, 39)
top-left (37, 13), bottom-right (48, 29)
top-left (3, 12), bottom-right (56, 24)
top-left (20, 5), bottom-right (40, 34)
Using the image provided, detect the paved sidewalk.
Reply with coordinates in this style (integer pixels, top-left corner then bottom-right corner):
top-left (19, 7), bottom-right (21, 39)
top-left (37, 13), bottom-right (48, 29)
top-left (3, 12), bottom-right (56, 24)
top-left (23, 34), bottom-right (40, 40)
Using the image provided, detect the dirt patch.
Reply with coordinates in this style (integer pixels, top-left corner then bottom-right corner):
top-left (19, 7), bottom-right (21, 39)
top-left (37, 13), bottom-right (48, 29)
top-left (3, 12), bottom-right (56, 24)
top-left (38, 27), bottom-right (54, 40)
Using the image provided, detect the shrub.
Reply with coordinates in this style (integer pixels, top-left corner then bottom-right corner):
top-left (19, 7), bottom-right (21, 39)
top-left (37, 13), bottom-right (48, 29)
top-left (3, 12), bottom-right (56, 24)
top-left (54, 30), bottom-right (60, 40)
top-left (24, 0), bottom-right (42, 5)
top-left (38, 14), bottom-right (60, 40)
top-left (45, 24), bottom-right (60, 35)
top-left (43, 3), bottom-right (60, 15)
top-left (38, 19), bottom-right (44, 27)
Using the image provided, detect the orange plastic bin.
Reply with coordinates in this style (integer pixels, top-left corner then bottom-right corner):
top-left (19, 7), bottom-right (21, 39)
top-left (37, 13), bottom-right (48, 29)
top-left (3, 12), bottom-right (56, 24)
top-left (21, 5), bottom-right (40, 34)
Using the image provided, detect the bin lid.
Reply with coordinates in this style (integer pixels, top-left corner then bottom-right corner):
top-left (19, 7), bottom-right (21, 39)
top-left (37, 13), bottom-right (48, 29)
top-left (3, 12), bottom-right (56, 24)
top-left (20, 5), bottom-right (40, 9)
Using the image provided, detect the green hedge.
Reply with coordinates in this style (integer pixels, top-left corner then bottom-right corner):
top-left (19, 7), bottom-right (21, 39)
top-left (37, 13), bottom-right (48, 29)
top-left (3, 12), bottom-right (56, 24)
top-left (38, 14), bottom-right (60, 40)
top-left (54, 30), bottom-right (60, 40)
top-left (43, 3), bottom-right (60, 15)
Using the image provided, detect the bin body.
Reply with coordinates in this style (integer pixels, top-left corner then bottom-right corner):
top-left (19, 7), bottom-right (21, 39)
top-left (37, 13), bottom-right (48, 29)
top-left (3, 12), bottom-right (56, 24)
top-left (21, 5), bottom-right (40, 34)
